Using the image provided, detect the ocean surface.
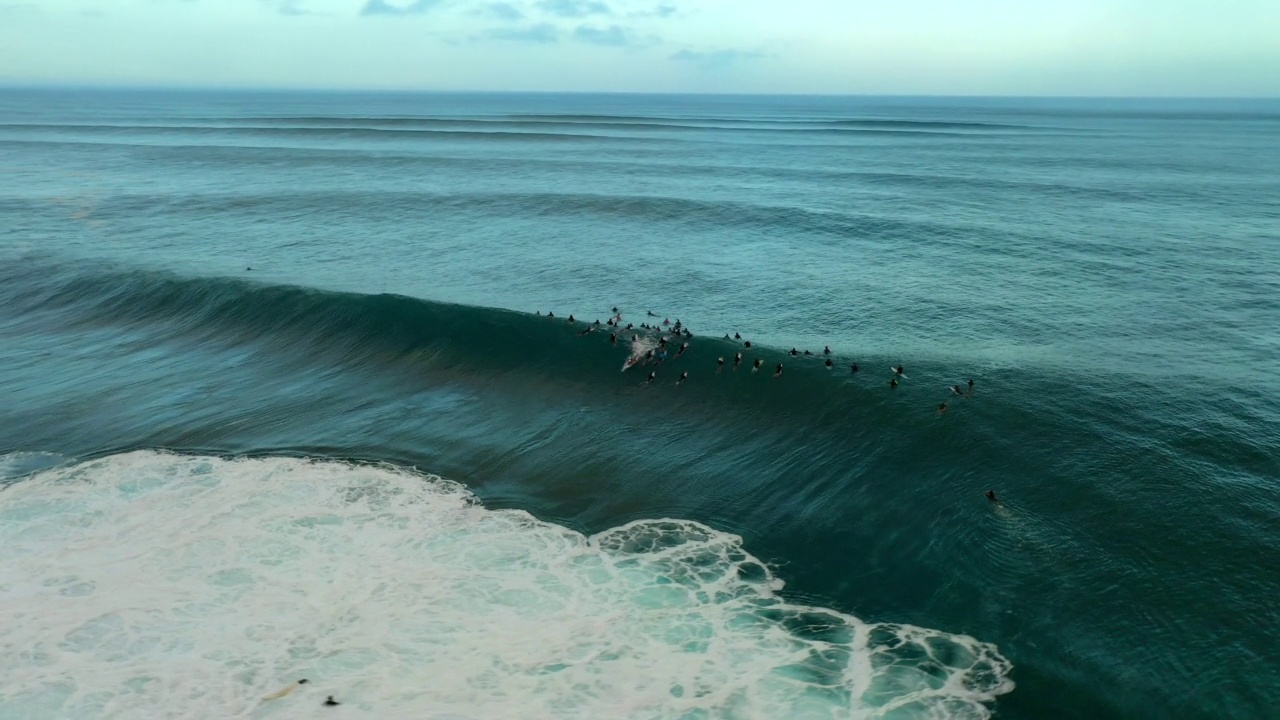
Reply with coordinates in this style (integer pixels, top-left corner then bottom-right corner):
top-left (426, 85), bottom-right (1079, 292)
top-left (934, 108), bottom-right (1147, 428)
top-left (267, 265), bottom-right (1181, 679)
top-left (1, 89), bottom-right (1278, 719)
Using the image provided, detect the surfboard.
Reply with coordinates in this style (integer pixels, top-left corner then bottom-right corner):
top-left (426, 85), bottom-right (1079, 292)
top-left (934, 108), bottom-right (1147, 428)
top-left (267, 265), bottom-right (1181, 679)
top-left (890, 367), bottom-right (909, 379)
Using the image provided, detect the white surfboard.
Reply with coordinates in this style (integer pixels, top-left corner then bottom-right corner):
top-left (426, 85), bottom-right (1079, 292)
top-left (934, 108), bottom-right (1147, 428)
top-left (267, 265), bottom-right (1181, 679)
top-left (890, 367), bottom-right (909, 379)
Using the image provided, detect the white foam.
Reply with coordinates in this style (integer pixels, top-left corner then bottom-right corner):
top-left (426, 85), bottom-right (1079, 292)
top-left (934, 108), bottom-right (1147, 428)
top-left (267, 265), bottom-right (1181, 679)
top-left (0, 451), bottom-right (1012, 719)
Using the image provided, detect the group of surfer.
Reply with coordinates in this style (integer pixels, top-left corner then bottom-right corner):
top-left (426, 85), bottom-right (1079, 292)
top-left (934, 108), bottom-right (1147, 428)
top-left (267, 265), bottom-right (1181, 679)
top-left (545, 308), bottom-right (1002, 504)
top-left (544, 307), bottom-right (977, 411)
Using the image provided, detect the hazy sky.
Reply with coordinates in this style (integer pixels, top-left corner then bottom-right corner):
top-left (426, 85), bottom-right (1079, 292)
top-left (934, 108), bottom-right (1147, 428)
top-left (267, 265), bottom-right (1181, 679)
top-left (0, 0), bottom-right (1276, 95)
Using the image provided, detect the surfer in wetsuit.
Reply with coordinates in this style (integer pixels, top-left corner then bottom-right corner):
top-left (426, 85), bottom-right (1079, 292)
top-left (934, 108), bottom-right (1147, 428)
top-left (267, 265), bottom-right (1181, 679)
top-left (986, 490), bottom-right (999, 503)
top-left (936, 402), bottom-right (948, 415)
top-left (894, 365), bottom-right (905, 377)
top-left (646, 371), bottom-right (657, 384)
top-left (790, 348), bottom-right (799, 356)
top-left (774, 363), bottom-right (784, 378)
top-left (968, 378), bottom-right (975, 391)
top-left (609, 333), bottom-right (617, 346)
top-left (733, 352), bottom-right (742, 369)
top-left (824, 346), bottom-right (831, 355)
top-left (850, 363), bottom-right (859, 374)
top-left (263, 679), bottom-right (309, 701)
top-left (717, 357), bottom-right (725, 372)
top-left (676, 342), bottom-right (689, 358)
top-left (678, 371), bottom-right (688, 385)
top-left (743, 341), bottom-right (752, 348)
top-left (734, 332), bottom-right (741, 340)
top-left (825, 359), bottom-right (834, 369)
top-left (752, 358), bottom-right (762, 372)
top-left (949, 385), bottom-right (966, 397)
top-left (889, 377), bottom-right (899, 388)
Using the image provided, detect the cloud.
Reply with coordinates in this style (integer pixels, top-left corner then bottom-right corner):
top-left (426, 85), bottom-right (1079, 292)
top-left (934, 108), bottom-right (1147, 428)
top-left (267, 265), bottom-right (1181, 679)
top-left (630, 3), bottom-right (675, 18)
top-left (261, 0), bottom-right (320, 16)
top-left (477, 2), bottom-right (525, 21)
top-left (481, 23), bottom-right (560, 43)
top-left (359, 0), bottom-right (442, 16)
top-left (669, 49), bottom-right (768, 67)
top-left (536, 0), bottom-right (610, 18)
top-left (573, 24), bottom-right (655, 47)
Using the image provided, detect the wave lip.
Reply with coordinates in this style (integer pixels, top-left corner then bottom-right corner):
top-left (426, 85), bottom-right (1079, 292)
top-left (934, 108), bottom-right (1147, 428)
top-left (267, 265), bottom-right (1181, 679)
top-left (0, 451), bottom-right (1013, 719)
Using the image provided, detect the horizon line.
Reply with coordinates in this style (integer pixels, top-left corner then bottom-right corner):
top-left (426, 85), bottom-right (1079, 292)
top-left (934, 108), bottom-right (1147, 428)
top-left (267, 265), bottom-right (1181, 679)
top-left (0, 82), bottom-right (1277, 102)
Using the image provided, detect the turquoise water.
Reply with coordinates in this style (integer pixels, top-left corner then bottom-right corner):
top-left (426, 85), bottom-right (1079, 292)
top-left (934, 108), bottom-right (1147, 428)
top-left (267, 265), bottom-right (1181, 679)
top-left (1, 89), bottom-right (1278, 718)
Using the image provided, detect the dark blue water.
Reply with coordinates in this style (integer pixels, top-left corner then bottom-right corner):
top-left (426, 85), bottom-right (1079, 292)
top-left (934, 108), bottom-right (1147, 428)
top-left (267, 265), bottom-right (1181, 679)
top-left (1, 89), bottom-right (1278, 719)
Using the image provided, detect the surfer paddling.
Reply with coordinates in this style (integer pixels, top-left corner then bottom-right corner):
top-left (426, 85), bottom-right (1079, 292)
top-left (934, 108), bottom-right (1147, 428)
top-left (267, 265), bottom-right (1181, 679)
top-left (263, 679), bottom-right (309, 701)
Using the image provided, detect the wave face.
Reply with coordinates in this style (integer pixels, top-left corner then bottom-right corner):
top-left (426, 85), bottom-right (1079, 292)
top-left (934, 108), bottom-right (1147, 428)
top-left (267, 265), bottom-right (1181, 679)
top-left (0, 451), bottom-right (1011, 719)
top-left (2, 90), bottom-right (1279, 720)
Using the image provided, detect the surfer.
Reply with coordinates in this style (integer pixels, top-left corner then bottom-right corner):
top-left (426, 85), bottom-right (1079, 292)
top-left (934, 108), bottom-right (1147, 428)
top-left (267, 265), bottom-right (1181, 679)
top-left (663, 318), bottom-right (671, 326)
top-left (676, 342), bottom-right (689, 358)
top-left (678, 371), bottom-right (689, 385)
top-left (752, 358), bottom-right (762, 372)
top-left (609, 333), bottom-right (617, 346)
top-left (717, 357), bottom-right (725, 372)
top-left (889, 377), bottom-right (899, 388)
top-left (263, 679), bottom-right (309, 701)
top-left (850, 363), bottom-right (859, 374)
top-left (324, 696), bottom-right (340, 707)
top-left (655, 349), bottom-right (668, 365)
top-left (825, 359), bottom-right (834, 369)
top-left (804, 350), bottom-right (812, 356)
top-left (612, 306), bottom-right (618, 314)
top-left (824, 346), bottom-right (831, 355)
top-left (548, 311), bottom-right (555, 319)
top-left (949, 385), bottom-right (966, 397)
top-left (790, 348), bottom-right (799, 356)
top-left (734, 332), bottom-right (741, 340)
top-left (576, 326), bottom-right (595, 336)
top-left (986, 490), bottom-right (999, 503)
top-left (567, 315), bottom-right (576, 324)
top-left (743, 341), bottom-right (752, 348)
top-left (936, 402), bottom-right (948, 415)
top-left (774, 363), bottom-right (784, 378)
top-left (968, 378), bottom-right (975, 391)
top-left (648, 311), bottom-right (657, 317)
top-left (733, 352), bottom-right (742, 369)
top-left (646, 371), bottom-right (657, 384)
top-left (893, 365), bottom-right (905, 377)
top-left (684, 329), bottom-right (693, 338)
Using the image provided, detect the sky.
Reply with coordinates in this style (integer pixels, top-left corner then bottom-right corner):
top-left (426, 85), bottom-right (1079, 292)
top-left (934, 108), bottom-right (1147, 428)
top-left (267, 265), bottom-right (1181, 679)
top-left (0, 0), bottom-right (1277, 95)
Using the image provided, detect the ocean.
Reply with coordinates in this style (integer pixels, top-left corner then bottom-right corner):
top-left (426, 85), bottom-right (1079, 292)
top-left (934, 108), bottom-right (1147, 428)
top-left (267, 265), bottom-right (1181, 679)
top-left (0, 89), bottom-right (1277, 719)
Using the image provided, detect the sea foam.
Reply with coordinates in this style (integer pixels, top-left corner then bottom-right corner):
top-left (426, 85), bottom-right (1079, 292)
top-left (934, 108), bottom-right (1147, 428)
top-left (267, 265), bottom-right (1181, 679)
top-left (0, 451), bottom-right (1012, 719)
